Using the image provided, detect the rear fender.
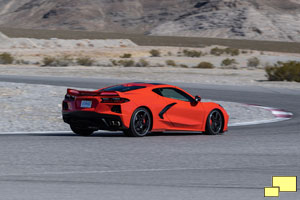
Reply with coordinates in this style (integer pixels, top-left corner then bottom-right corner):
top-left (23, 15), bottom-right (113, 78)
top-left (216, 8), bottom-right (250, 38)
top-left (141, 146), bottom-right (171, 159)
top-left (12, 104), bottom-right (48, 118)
top-left (120, 92), bottom-right (167, 130)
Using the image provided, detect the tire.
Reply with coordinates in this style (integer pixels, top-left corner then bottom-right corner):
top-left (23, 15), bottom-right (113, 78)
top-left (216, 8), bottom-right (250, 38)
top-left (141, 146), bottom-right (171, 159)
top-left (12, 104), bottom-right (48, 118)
top-left (124, 107), bottom-right (152, 137)
top-left (70, 125), bottom-right (94, 136)
top-left (204, 109), bottom-right (224, 135)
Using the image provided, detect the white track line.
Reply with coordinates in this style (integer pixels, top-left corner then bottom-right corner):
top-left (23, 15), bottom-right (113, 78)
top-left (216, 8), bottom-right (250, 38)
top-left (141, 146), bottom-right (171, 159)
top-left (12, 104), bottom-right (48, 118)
top-left (0, 168), bottom-right (215, 177)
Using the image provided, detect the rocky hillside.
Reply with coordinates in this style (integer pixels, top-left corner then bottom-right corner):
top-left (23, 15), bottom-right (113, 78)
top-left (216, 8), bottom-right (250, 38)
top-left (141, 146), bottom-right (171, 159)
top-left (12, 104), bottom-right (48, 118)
top-left (0, 0), bottom-right (299, 42)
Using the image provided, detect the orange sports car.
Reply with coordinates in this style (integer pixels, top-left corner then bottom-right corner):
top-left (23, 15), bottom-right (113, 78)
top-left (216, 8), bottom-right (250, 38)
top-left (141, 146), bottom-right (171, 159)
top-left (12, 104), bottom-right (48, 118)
top-left (62, 82), bottom-right (229, 137)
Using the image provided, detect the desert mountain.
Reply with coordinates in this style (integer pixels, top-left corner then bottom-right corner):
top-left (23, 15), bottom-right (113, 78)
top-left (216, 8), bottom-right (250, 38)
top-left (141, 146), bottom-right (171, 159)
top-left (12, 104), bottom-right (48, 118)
top-left (0, 0), bottom-right (299, 42)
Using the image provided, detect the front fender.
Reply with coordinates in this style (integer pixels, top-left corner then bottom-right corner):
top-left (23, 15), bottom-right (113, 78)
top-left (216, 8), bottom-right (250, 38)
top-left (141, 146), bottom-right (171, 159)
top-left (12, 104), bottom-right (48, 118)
top-left (200, 102), bottom-right (229, 132)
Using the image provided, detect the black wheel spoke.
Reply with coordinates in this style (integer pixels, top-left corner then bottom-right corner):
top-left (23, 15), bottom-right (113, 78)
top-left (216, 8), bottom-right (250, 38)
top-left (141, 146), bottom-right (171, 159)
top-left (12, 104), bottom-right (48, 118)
top-left (132, 110), bottom-right (151, 135)
top-left (207, 110), bottom-right (223, 135)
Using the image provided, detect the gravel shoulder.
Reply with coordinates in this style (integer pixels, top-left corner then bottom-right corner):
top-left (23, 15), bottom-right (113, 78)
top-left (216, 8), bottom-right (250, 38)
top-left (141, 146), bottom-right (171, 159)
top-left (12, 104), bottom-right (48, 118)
top-left (1, 65), bottom-right (300, 90)
top-left (0, 82), bottom-right (275, 133)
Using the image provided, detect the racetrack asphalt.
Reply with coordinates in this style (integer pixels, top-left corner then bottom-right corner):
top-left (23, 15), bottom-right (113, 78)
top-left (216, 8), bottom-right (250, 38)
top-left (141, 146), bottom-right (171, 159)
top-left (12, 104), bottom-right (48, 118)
top-left (0, 75), bottom-right (299, 200)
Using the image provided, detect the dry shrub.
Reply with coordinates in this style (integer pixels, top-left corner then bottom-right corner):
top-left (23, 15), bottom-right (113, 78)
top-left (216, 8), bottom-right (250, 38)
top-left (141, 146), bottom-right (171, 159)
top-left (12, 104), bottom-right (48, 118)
top-left (120, 53), bottom-right (132, 58)
top-left (224, 48), bottom-right (240, 56)
top-left (0, 52), bottom-right (14, 64)
top-left (42, 55), bottom-right (74, 66)
top-left (42, 56), bottom-right (56, 66)
top-left (110, 59), bottom-right (118, 66)
top-left (76, 57), bottom-right (95, 66)
top-left (136, 59), bottom-right (149, 67)
top-left (247, 57), bottom-right (260, 68)
top-left (194, 62), bottom-right (215, 69)
top-left (149, 49), bottom-right (161, 57)
top-left (165, 60), bottom-right (177, 66)
top-left (210, 47), bottom-right (224, 56)
top-left (210, 47), bottom-right (240, 56)
top-left (221, 58), bottom-right (237, 66)
top-left (117, 59), bottom-right (135, 67)
top-left (182, 49), bottom-right (202, 57)
top-left (179, 64), bottom-right (189, 68)
top-left (265, 61), bottom-right (300, 82)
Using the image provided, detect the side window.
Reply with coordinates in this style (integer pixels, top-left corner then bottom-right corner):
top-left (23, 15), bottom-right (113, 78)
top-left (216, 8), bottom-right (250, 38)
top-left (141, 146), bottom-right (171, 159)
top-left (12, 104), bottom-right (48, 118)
top-left (153, 88), bottom-right (194, 102)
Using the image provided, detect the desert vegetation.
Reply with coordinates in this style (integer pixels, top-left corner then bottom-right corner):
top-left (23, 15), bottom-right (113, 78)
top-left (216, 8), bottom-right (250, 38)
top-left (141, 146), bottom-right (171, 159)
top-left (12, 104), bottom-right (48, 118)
top-left (0, 52), bottom-right (14, 64)
top-left (194, 62), bottom-right (215, 69)
top-left (110, 59), bottom-right (135, 67)
top-left (135, 59), bottom-right (150, 67)
top-left (42, 55), bottom-right (74, 67)
top-left (76, 57), bottom-right (95, 66)
top-left (15, 59), bottom-right (31, 65)
top-left (149, 49), bottom-right (161, 57)
top-left (120, 53), bottom-right (132, 58)
top-left (247, 57), bottom-right (260, 68)
top-left (182, 49), bottom-right (202, 57)
top-left (210, 47), bottom-right (240, 56)
top-left (179, 64), bottom-right (189, 68)
top-left (221, 58), bottom-right (237, 66)
top-left (265, 61), bottom-right (300, 82)
top-left (117, 59), bottom-right (135, 67)
top-left (42, 55), bottom-right (96, 66)
top-left (165, 60), bottom-right (177, 66)
top-left (110, 59), bottom-right (151, 67)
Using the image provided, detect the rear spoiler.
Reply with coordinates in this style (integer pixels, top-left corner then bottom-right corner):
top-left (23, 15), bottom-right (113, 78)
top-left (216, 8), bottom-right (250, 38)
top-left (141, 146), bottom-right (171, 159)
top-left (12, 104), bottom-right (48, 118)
top-left (67, 88), bottom-right (119, 96)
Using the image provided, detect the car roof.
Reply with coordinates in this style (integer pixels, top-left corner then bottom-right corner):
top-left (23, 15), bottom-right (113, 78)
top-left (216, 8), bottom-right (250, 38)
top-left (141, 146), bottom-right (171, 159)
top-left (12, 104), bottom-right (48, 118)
top-left (121, 82), bottom-right (174, 88)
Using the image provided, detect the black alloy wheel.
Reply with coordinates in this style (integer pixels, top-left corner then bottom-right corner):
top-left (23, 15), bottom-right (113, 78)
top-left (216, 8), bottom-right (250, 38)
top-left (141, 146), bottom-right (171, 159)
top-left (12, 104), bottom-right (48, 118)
top-left (205, 109), bottom-right (224, 135)
top-left (124, 107), bottom-right (152, 137)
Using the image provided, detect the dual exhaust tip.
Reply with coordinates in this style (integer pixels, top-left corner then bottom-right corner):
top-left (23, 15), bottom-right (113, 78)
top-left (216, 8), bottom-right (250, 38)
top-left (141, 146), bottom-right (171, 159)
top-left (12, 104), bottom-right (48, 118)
top-left (101, 118), bottom-right (121, 127)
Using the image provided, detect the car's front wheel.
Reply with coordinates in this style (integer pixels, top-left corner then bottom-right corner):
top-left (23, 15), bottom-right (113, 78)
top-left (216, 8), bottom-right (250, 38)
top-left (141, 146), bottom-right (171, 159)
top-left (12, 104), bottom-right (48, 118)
top-left (70, 125), bottom-right (95, 136)
top-left (124, 107), bottom-right (152, 137)
top-left (205, 109), bottom-right (224, 135)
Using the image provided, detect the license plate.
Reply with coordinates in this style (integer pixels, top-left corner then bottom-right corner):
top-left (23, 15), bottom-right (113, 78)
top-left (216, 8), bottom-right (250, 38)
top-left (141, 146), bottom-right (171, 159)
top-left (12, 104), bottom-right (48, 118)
top-left (81, 100), bottom-right (92, 108)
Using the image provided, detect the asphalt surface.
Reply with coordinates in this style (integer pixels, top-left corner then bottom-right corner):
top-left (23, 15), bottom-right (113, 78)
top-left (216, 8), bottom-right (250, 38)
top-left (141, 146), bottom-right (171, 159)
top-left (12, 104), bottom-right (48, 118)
top-left (0, 75), bottom-right (300, 200)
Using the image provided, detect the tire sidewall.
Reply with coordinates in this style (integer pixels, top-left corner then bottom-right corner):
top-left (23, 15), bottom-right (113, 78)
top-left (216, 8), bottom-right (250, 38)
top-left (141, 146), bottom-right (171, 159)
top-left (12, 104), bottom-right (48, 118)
top-left (205, 109), bottom-right (223, 135)
top-left (129, 107), bottom-right (152, 137)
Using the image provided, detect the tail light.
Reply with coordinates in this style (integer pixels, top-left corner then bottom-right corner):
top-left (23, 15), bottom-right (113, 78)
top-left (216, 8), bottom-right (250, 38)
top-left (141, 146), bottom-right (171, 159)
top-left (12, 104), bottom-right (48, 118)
top-left (67, 88), bottom-right (103, 96)
top-left (67, 89), bottom-right (80, 96)
top-left (101, 98), bottom-right (129, 103)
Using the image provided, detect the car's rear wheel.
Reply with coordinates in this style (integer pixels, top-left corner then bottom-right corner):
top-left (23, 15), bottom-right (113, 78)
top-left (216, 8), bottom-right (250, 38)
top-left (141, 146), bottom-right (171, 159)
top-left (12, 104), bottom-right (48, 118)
top-left (205, 109), bottom-right (224, 135)
top-left (70, 125), bottom-right (95, 136)
top-left (124, 107), bottom-right (152, 137)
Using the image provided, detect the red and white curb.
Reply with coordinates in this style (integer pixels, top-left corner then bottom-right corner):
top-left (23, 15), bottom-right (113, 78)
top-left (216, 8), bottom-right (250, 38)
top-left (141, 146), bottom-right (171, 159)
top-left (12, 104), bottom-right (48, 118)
top-left (229, 105), bottom-right (293, 127)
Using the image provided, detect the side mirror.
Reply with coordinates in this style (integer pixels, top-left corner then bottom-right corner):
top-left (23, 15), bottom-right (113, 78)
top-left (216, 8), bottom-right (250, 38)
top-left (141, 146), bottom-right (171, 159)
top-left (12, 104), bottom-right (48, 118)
top-left (195, 95), bottom-right (201, 102)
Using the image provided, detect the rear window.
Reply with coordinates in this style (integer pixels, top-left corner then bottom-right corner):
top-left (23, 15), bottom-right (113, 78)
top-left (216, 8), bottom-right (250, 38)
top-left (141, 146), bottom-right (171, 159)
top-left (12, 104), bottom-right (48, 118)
top-left (100, 85), bottom-right (146, 92)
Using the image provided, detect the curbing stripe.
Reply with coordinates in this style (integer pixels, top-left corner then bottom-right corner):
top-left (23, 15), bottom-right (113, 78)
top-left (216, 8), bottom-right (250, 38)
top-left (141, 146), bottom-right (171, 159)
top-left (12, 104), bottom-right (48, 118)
top-left (228, 104), bottom-right (293, 127)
